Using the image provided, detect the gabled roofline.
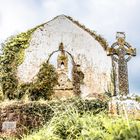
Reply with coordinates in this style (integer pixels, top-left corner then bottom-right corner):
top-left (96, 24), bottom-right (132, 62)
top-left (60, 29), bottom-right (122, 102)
top-left (64, 15), bottom-right (108, 50)
top-left (33, 15), bottom-right (109, 50)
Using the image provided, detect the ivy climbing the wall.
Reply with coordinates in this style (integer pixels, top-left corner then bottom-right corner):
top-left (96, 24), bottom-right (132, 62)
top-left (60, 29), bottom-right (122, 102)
top-left (0, 29), bottom-right (35, 99)
top-left (0, 24), bottom-right (58, 100)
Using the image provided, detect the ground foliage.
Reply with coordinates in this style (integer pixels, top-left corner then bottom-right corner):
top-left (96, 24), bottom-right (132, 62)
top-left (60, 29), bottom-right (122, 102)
top-left (20, 101), bottom-right (140, 140)
top-left (0, 98), bottom-right (107, 139)
top-left (1, 98), bottom-right (140, 140)
top-left (135, 95), bottom-right (140, 103)
top-left (22, 111), bottom-right (140, 140)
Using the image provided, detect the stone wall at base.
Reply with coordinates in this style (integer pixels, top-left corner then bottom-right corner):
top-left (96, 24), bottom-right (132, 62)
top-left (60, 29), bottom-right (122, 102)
top-left (108, 97), bottom-right (140, 120)
top-left (53, 90), bottom-right (74, 99)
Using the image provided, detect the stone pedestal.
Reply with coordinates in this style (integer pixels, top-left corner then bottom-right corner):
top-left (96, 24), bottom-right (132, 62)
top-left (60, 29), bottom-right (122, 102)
top-left (53, 90), bottom-right (74, 99)
top-left (108, 96), bottom-right (140, 119)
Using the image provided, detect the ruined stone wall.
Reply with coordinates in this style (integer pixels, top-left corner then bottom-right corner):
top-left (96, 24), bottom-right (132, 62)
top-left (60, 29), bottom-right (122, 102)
top-left (17, 15), bottom-right (112, 97)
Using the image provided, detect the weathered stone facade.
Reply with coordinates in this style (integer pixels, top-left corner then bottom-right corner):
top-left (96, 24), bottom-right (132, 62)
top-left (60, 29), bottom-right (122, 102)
top-left (17, 15), bottom-right (113, 98)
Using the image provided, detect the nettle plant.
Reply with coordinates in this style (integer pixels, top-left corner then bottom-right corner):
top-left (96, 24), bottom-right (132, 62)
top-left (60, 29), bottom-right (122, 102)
top-left (0, 27), bottom-right (58, 100)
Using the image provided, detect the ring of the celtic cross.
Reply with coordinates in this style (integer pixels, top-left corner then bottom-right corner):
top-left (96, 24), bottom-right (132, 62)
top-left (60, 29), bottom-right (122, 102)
top-left (111, 42), bottom-right (133, 62)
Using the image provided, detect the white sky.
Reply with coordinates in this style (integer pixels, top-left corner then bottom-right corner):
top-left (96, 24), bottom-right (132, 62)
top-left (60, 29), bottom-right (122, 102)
top-left (0, 0), bottom-right (140, 94)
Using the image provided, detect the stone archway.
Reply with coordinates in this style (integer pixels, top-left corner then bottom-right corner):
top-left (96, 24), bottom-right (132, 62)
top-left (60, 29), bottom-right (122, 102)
top-left (47, 42), bottom-right (84, 99)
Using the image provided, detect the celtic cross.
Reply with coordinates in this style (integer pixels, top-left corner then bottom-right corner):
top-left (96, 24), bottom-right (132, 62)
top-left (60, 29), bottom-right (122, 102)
top-left (107, 32), bottom-right (136, 95)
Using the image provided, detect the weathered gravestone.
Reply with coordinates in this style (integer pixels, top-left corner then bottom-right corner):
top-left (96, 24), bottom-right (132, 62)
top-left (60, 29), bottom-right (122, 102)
top-left (2, 121), bottom-right (16, 134)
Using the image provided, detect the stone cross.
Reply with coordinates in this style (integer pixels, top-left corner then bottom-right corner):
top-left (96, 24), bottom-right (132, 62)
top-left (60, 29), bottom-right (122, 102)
top-left (107, 32), bottom-right (136, 95)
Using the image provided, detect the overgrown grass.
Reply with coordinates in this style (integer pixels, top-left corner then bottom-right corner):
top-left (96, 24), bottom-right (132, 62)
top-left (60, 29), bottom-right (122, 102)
top-left (0, 98), bottom-right (140, 140)
top-left (0, 98), bottom-right (107, 139)
top-left (22, 106), bottom-right (140, 140)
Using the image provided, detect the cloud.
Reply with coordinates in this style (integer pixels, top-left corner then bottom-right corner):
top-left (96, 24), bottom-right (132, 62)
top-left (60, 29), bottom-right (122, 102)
top-left (0, 0), bottom-right (44, 42)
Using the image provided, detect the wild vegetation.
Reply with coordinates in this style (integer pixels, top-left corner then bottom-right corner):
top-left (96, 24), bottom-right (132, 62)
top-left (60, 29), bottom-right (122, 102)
top-left (22, 110), bottom-right (140, 140)
top-left (135, 95), bottom-right (140, 103)
top-left (0, 98), bottom-right (108, 139)
top-left (17, 62), bottom-right (58, 100)
top-left (0, 30), bottom-right (34, 99)
top-left (0, 25), bottom-right (58, 101)
top-left (0, 98), bottom-right (139, 140)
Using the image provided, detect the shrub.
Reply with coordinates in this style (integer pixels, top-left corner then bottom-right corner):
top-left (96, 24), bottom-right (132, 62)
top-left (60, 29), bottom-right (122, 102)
top-left (135, 95), bottom-right (140, 103)
top-left (0, 98), bottom-right (107, 138)
top-left (29, 63), bottom-right (58, 100)
top-left (17, 63), bottom-right (58, 100)
top-left (22, 108), bottom-right (140, 140)
top-left (0, 101), bottom-right (54, 139)
top-left (0, 24), bottom-right (45, 100)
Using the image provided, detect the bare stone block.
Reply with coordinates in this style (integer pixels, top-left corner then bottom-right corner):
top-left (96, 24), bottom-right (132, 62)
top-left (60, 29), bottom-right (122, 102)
top-left (2, 121), bottom-right (16, 132)
top-left (108, 96), bottom-right (140, 119)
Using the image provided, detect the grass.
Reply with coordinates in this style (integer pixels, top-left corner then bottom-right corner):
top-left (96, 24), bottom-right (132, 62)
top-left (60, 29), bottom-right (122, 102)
top-left (0, 98), bottom-right (140, 140)
top-left (22, 105), bottom-right (140, 140)
top-left (0, 98), bottom-right (107, 139)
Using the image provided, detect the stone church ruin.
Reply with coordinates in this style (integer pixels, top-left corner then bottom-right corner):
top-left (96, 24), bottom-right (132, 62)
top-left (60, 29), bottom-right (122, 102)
top-left (17, 15), bottom-right (112, 99)
top-left (0, 15), bottom-right (136, 99)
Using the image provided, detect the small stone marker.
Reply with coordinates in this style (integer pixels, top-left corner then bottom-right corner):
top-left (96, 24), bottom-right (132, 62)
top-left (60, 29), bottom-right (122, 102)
top-left (2, 121), bottom-right (16, 132)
